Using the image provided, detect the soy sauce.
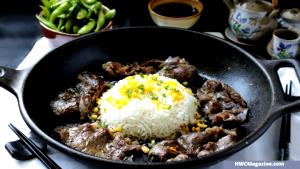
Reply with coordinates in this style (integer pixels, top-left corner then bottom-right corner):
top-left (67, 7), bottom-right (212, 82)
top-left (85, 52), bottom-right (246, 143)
top-left (153, 3), bottom-right (198, 17)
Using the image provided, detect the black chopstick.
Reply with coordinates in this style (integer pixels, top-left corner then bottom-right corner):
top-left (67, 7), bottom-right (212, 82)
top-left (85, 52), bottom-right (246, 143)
top-left (8, 123), bottom-right (62, 169)
top-left (278, 81), bottom-right (292, 161)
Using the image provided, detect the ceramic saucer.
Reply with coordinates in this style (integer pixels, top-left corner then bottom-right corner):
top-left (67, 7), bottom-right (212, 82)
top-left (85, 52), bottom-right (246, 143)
top-left (224, 27), bottom-right (257, 47)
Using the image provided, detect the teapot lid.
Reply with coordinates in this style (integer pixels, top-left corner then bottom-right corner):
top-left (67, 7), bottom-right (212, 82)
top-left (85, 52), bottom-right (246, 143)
top-left (281, 8), bottom-right (300, 22)
top-left (240, 0), bottom-right (272, 13)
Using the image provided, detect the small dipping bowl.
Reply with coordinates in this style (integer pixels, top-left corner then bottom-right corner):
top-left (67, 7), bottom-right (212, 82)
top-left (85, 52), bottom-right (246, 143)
top-left (148, 0), bottom-right (203, 29)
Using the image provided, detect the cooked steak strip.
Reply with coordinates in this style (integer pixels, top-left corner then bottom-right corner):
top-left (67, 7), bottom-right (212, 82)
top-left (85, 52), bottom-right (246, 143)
top-left (104, 132), bottom-right (141, 160)
top-left (50, 88), bottom-right (80, 116)
top-left (76, 71), bottom-right (107, 118)
top-left (166, 154), bottom-right (189, 162)
top-left (158, 56), bottom-right (197, 82)
top-left (197, 127), bottom-right (237, 158)
top-left (197, 80), bottom-right (248, 124)
top-left (55, 123), bottom-right (111, 157)
top-left (50, 71), bottom-right (107, 119)
top-left (177, 126), bottom-right (230, 156)
top-left (102, 59), bottom-right (163, 78)
top-left (56, 124), bottom-right (141, 160)
top-left (149, 140), bottom-right (181, 161)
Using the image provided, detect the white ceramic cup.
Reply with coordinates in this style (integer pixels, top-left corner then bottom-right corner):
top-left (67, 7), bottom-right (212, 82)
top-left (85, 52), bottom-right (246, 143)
top-left (272, 29), bottom-right (300, 59)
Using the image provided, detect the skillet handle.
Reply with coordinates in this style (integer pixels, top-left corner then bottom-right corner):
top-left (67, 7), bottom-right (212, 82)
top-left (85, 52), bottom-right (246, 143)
top-left (259, 59), bottom-right (300, 119)
top-left (0, 66), bottom-right (28, 96)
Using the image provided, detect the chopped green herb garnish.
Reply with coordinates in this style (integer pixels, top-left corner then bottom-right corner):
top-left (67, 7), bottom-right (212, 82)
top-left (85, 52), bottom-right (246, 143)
top-left (168, 105), bottom-right (172, 109)
top-left (162, 93), bottom-right (166, 97)
top-left (149, 92), bottom-right (159, 100)
top-left (98, 121), bottom-right (106, 128)
top-left (138, 84), bottom-right (145, 93)
top-left (125, 89), bottom-right (133, 98)
top-left (139, 73), bottom-right (145, 78)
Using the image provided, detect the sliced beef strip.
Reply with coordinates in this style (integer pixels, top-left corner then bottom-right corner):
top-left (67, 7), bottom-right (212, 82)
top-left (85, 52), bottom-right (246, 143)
top-left (149, 140), bottom-right (182, 161)
top-left (56, 124), bottom-right (141, 160)
top-left (55, 123), bottom-right (111, 157)
top-left (197, 80), bottom-right (248, 124)
top-left (177, 126), bottom-right (237, 157)
top-left (102, 59), bottom-right (163, 78)
top-left (197, 128), bottom-right (237, 158)
top-left (104, 132), bottom-right (141, 160)
top-left (166, 154), bottom-right (189, 162)
top-left (50, 71), bottom-right (107, 119)
top-left (76, 71), bottom-right (107, 119)
top-left (158, 56), bottom-right (197, 82)
top-left (50, 88), bottom-right (80, 116)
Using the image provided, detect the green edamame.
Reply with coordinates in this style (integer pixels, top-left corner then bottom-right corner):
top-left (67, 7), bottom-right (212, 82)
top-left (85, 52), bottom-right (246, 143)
top-left (60, 25), bottom-right (65, 31)
top-left (95, 10), bottom-right (105, 32)
top-left (78, 19), bottom-right (96, 34)
top-left (41, 0), bottom-right (51, 9)
top-left (40, 5), bottom-right (50, 20)
top-left (39, 0), bottom-right (116, 34)
top-left (73, 25), bottom-right (79, 34)
top-left (84, 0), bottom-right (97, 5)
top-left (90, 2), bottom-right (102, 14)
top-left (76, 8), bottom-right (88, 20)
top-left (36, 15), bottom-right (57, 30)
top-left (58, 13), bottom-right (68, 19)
top-left (49, 1), bottom-right (72, 23)
top-left (79, 0), bottom-right (91, 9)
top-left (50, 0), bottom-right (69, 8)
top-left (65, 19), bottom-right (73, 33)
top-left (104, 9), bottom-right (116, 20)
top-left (58, 18), bottom-right (65, 30)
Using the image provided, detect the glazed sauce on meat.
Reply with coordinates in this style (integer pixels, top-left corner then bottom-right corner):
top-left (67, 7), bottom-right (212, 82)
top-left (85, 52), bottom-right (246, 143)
top-left (153, 3), bottom-right (198, 17)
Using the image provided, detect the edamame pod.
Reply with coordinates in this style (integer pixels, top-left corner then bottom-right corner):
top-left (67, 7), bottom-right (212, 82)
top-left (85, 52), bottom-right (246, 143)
top-left (95, 10), bottom-right (105, 32)
top-left (76, 8), bottom-right (88, 20)
top-left (58, 18), bottom-right (65, 30)
top-left (49, 1), bottom-right (72, 23)
top-left (65, 19), bottom-right (73, 33)
top-left (84, 0), bottom-right (97, 5)
top-left (85, 8), bottom-right (93, 19)
top-left (40, 5), bottom-right (50, 20)
top-left (58, 13), bottom-right (68, 19)
top-left (79, 0), bottom-right (91, 9)
top-left (60, 25), bottom-right (65, 31)
top-left (73, 25), bottom-right (79, 34)
top-left (50, 0), bottom-right (69, 8)
top-left (41, 0), bottom-right (51, 9)
top-left (104, 9), bottom-right (116, 20)
top-left (36, 15), bottom-right (57, 30)
top-left (90, 2), bottom-right (102, 14)
top-left (78, 19), bottom-right (96, 34)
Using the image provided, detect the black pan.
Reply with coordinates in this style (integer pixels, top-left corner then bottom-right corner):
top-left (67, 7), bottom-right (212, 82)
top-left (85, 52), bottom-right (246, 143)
top-left (1, 27), bottom-right (300, 168)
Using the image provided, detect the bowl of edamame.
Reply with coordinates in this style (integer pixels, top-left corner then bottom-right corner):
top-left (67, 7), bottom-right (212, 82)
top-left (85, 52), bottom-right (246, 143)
top-left (36, 0), bottom-right (116, 41)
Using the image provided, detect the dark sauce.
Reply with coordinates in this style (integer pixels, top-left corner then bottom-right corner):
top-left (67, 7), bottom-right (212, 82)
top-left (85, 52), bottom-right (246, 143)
top-left (153, 3), bottom-right (198, 17)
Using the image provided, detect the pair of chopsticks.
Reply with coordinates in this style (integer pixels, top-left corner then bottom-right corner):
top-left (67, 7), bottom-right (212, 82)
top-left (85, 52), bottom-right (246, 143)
top-left (278, 81), bottom-right (292, 161)
top-left (8, 123), bottom-right (62, 169)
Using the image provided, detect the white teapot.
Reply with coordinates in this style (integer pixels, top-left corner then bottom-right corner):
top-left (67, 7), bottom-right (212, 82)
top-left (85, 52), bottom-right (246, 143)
top-left (224, 0), bottom-right (279, 42)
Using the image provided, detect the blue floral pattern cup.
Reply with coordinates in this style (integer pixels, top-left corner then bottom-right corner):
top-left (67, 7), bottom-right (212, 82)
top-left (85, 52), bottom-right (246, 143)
top-left (272, 29), bottom-right (300, 59)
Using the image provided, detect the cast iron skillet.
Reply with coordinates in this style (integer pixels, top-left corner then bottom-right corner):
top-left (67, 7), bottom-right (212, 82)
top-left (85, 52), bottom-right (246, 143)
top-left (1, 27), bottom-right (300, 168)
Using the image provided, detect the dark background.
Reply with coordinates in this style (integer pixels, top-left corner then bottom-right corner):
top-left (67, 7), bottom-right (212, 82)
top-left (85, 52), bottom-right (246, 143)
top-left (0, 0), bottom-right (300, 68)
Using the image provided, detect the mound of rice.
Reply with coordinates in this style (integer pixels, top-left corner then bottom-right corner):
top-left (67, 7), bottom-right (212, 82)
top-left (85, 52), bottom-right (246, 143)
top-left (99, 74), bottom-right (198, 139)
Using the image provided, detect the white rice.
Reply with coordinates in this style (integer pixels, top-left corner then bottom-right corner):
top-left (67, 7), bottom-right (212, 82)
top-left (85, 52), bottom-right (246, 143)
top-left (99, 74), bottom-right (198, 139)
